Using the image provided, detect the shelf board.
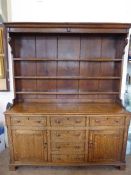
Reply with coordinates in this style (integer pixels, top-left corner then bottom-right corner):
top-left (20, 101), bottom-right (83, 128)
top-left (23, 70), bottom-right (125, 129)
top-left (13, 58), bottom-right (122, 62)
top-left (16, 91), bottom-right (119, 95)
top-left (14, 76), bottom-right (121, 80)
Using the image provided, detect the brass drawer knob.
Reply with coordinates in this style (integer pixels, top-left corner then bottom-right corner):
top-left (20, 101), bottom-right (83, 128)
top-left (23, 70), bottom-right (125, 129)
top-left (75, 120), bottom-right (81, 123)
top-left (56, 133), bottom-right (61, 137)
top-left (56, 146), bottom-right (61, 149)
top-left (44, 142), bottom-right (47, 148)
top-left (55, 120), bottom-right (61, 124)
top-left (57, 157), bottom-right (61, 160)
top-left (89, 142), bottom-right (93, 148)
top-left (95, 120), bottom-right (100, 123)
top-left (36, 121), bottom-right (41, 123)
top-left (75, 133), bottom-right (80, 137)
top-left (75, 157), bottom-right (81, 160)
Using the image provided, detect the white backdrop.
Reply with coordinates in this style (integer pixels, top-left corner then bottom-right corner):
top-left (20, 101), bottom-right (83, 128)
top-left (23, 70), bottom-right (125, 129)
top-left (11, 0), bottom-right (131, 22)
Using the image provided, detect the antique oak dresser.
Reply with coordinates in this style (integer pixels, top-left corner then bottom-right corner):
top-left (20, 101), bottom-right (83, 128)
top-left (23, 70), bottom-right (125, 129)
top-left (3, 23), bottom-right (131, 170)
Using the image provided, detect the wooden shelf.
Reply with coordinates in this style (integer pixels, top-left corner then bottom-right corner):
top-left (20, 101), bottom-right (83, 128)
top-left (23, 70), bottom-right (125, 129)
top-left (16, 91), bottom-right (119, 95)
top-left (13, 58), bottom-right (122, 62)
top-left (14, 76), bottom-right (121, 80)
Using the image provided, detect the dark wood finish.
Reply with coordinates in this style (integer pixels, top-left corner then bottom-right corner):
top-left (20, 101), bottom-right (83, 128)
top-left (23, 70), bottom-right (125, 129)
top-left (4, 23), bottom-right (131, 170)
top-left (11, 32), bottom-right (125, 101)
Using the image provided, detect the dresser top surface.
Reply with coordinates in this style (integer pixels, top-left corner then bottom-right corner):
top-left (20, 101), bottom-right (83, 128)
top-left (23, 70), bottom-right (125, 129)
top-left (5, 102), bottom-right (129, 115)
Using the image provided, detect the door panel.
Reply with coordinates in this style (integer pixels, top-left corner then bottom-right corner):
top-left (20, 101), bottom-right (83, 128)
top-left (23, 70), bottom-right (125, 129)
top-left (12, 130), bottom-right (47, 162)
top-left (89, 130), bottom-right (123, 162)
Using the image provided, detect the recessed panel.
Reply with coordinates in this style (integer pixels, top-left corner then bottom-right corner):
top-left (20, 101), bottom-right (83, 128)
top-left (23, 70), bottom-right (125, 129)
top-left (36, 61), bottom-right (57, 76)
top-left (15, 80), bottom-right (36, 91)
top-left (36, 36), bottom-right (57, 59)
top-left (13, 35), bottom-right (36, 58)
top-left (80, 36), bottom-right (101, 59)
top-left (14, 61), bottom-right (36, 76)
top-left (58, 36), bottom-right (80, 59)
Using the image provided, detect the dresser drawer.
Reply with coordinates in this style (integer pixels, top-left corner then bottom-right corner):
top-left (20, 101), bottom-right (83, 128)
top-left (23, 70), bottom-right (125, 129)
top-left (50, 116), bottom-right (86, 127)
top-left (52, 154), bottom-right (85, 163)
top-left (51, 142), bottom-right (85, 154)
top-left (51, 130), bottom-right (85, 142)
top-left (90, 116), bottom-right (124, 126)
top-left (11, 116), bottom-right (47, 126)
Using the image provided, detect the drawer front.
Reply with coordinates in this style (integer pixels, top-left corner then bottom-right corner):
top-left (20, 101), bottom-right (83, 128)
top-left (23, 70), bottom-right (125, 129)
top-left (51, 130), bottom-right (85, 142)
top-left (50, 116), bottom-right (86, 127)
top-left (52, 154), bottom-right (85, 163)
top-left (11, 116), bottom-right (47, 126)
top-left (51, 142), bottom-right (85, 154)
top-left (90, 116), bottom-right (124, 126)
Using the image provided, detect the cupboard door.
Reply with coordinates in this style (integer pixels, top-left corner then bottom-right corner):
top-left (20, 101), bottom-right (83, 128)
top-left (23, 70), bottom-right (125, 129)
top-left (12, 130), bottom-right (47, 162)
top-left (88, 130), bottom-right (123, 162)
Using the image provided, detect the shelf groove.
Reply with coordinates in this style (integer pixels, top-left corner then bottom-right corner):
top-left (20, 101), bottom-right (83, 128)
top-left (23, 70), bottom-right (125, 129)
top-left (14, 76), bottom-right (121, 80)
top-left (16, 91), bottom-right (119, 95)
top-left (13, 58), bottom-right (122, 62)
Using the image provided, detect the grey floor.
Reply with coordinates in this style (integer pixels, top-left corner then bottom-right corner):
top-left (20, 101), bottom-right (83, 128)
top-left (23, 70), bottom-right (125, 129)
top-left (0, 149), bottom-right (131, 175)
